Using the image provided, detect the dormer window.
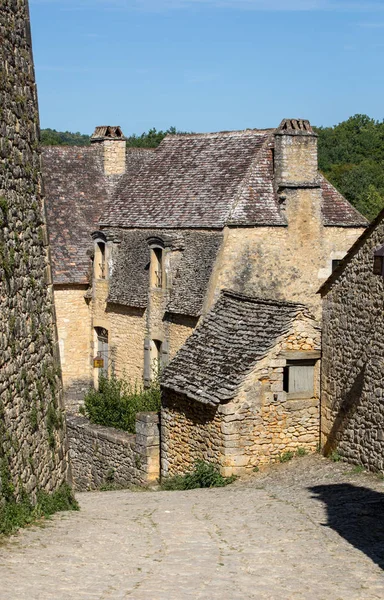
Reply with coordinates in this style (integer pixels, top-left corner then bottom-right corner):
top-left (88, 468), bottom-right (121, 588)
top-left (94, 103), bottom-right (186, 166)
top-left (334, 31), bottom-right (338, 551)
top-left (151, 247), bottom-right (163, 288)
top-left (92, 232), bottom-right (108, 280)
top-left (373, 245), bottom-right (384, 276)
top-left (97, 242), bottom-right (106, 279)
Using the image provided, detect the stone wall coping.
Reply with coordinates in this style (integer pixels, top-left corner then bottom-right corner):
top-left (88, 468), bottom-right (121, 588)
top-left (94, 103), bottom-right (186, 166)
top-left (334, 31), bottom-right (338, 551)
top-left (136, 412), bottom-right (160, 424)
top-left (66, 414), bottom-right (135, 447)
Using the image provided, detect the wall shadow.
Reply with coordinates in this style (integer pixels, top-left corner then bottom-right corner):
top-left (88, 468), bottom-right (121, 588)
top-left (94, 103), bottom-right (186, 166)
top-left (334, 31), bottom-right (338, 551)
top-left (310, 483), bottom-right (384, 570)
top-left (323, 364), bottom-right (366, 456)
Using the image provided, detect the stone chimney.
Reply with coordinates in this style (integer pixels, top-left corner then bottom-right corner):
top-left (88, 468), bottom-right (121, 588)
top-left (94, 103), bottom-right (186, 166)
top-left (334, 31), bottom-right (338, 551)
top-left (90, 126), bottom-right (126, 176)
top-left (274, 119), bottom-right (318, 187)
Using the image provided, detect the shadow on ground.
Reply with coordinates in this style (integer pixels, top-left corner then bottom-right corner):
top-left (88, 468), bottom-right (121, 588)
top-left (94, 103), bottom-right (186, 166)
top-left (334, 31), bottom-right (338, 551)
top-left (310, 483), bottom-right (384, 570)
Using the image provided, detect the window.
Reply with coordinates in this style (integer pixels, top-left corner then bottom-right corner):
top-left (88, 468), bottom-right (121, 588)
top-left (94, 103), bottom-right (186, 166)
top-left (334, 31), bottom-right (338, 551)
top-left (150, 247), bottom-right (163, 288)
top-left (94, 239), bottom-right (107, 280)
top-left (95, 327), bottom-right (109, 376)
top-left (283, 360), bottom-right (315, 396)
top-left (332, 259), bottom-right (342, 272)
top-left (150, 339), bottom-right (162, 379)
top-left (373, 245), bottom-right (384, 276)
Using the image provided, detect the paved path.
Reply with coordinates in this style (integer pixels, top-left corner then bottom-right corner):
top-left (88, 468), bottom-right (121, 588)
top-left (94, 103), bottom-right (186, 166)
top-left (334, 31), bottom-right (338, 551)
top-left (1, 455), bottom-right (384, 599)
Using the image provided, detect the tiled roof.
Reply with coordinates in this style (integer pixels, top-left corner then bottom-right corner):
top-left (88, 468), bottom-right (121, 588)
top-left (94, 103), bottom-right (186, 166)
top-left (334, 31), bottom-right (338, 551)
top-left (100, 130), bottom-right (277, 229)
top-left (161, 290), bottom-right (306, 406)
top-left (320, 175), bottom-right (368, 227)
top-left (107, 229), bottom-right (222, 316)
top-left (100, 128), bottom-right (366, 230)
top-left (43, 146), bottom-right (154, 284)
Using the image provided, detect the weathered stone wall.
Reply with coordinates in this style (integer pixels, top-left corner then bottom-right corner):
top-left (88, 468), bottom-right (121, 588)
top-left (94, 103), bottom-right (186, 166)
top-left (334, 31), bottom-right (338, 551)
top-left (275, 133), bottom-right (318, 185)
top-left (55, 286), bottom-right (92, 411)
top-left (108, 304), bottom-right (146, 382)
top-left (0, 0), bottom-right (69, 502)
top-left (166, 314), bottom-right (198, 359)
top-left (161, 315), bottom-right (321, 477)
top-left (67, 412), bottom-right (159, 490)
top-left (161, 391), bottom-right (223, 477)
top-left (102, 139), bottom-right (126, 176)
top-left (321, 218), bottom-right (384, 471)
top-left (209, 215), bottom-right (362, 319)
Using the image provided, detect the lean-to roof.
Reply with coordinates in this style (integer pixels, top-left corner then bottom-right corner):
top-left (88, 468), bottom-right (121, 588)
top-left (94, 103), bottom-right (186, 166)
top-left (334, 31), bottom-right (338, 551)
top-left (161, 290), bottom-right (306, 406)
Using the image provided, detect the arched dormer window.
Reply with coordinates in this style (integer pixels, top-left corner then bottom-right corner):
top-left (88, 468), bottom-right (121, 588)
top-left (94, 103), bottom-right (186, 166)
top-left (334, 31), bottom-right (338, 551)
top-left (92, 232), bottom-right (108, 280)
top-left (373, 245), bottom-right (384, 276)
top-left (147, 237), bottom-right (165, 289)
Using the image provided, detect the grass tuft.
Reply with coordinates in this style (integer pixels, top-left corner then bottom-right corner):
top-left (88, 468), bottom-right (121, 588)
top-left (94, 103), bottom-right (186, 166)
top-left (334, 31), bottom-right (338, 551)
top-left (161, 461), bottom-right (236, 491)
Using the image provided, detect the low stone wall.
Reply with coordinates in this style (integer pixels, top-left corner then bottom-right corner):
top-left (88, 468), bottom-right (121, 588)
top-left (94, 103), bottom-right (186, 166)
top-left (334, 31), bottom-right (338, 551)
top-left (67, 412), bottom-right (159, 490)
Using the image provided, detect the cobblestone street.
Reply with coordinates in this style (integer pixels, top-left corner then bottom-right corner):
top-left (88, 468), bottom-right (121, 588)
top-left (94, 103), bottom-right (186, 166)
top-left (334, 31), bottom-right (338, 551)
top-left (1, 455), bottom-right (384, 600)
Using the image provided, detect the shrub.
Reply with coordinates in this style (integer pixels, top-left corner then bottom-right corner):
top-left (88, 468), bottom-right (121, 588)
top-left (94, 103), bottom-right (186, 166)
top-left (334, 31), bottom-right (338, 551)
top-left (0, 484), bottom-right (79, 536)
top-left (279, 451), bottom-right (294, 463)
top-left (80, 374), bottom-right (161, 434)
top-left (161, 460), bottom-right (236, 491)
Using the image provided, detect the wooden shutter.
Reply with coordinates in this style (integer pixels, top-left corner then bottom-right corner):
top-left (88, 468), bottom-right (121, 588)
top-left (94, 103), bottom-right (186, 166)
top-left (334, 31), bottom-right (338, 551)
top-left (161, 340), bottom-right (169, 368)
top-left (144, 338), bottom-right (151, 386)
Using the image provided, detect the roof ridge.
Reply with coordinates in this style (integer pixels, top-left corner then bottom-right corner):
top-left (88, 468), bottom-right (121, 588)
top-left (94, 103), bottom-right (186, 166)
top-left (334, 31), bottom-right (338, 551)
top-left (221, 289), bottom-right (307, 309)
top-left (163, 128), bottom-right (274, 140)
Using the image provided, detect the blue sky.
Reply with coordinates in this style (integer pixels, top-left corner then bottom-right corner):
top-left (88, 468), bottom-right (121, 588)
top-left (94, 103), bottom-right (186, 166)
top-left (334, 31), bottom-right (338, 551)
top-left (29, 0), bottom-right (384, 136)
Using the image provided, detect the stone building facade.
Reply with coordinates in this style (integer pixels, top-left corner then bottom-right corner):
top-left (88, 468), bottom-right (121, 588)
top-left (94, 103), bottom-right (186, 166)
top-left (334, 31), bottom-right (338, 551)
top-left (0, 0), bottom-right (69, 503)
top-left (161, 291), bottom-right (321, 476)
top-left (320, 209), bottom-right (384, 472)
top-left (44, 119), bottom-right (366, 413)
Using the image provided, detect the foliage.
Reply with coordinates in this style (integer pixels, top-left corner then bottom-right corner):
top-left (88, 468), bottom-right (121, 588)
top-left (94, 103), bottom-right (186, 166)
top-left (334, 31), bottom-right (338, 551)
top-left (315, 114), bottom-right (384, 220)
top-left (329, 450), bottom-right (342, 462)
top-left (40, 129), bottom-right (90, 146)
top-left (0, 484), bottom-right (79, 537)
top-left (161, 460), bottom-right (236, 491)
top-left (40, 126), bottom-right (188, 149)
top-left (80, 374), bottom-right (161, 434)
top-left (279, 451), bottom-right (294, 463)
top-left (296, 447), bottom-right (307, 457)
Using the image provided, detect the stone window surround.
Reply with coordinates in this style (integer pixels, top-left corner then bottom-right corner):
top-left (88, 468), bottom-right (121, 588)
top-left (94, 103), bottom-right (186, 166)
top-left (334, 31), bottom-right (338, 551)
top-left (279, 350), bottom-right (321, 401)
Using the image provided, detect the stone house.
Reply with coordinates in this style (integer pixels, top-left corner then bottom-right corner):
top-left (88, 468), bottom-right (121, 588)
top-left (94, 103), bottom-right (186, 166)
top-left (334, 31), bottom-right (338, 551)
top-left (161, 291), bottom-right (321, 476)
top-left (43, 118), bottom-right (367, 412)
top-left (320, 208), bottom-right (384, 472)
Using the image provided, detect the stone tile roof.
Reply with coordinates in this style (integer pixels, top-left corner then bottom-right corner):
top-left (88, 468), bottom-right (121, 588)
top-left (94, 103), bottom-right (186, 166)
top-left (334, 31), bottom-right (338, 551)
top-left (100, 128), bottom-right (366, 230)
top-left (320, 175), bottom-right (368, 228)
top-left (43, 146), bottom-right (154, 284)
top-left (108, 230), bottom-right (222, 316)
top-left (161, 290), bottom-right (306, 405)
top-left (100, 130), bottom-right (280, 229)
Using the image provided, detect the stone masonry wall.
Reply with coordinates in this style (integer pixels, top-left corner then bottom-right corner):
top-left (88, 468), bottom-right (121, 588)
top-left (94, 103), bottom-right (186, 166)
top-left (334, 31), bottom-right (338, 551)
top-left (67, 412), bottom-right (159, 490)
top-left (321, 218), bottom-right (384, 472)
top-left (161, 391), bottom-right (223, 477)
top-left (55, 286), bottom-right (92, 411)
top-left (108, 304), bottom-right (146, 383)
top-left (103, 139), bottom-right (126, 176)
top-left (209, 214), bottom-right (362, 320)
top-left (0, 0), bottom-right (69, 503)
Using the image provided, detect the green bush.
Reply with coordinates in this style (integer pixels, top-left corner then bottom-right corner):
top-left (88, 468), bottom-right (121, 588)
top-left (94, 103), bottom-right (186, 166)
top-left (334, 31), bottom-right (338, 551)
top-left (0, 484), bottom-right (79, 536)
top-left (80, 374), bottom-right (161, 434)
top-left (279, 451), bottom-right (294, 463)
top-left (161, 460), bottom-right (236, 491)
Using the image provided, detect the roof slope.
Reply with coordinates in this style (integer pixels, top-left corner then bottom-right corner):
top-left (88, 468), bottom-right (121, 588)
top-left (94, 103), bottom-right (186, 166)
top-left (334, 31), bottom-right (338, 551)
top-left (320, 175), bottom-right (368, 227)
top-left (100, 130), bottom-right (277, 229)
top-left (100, 128), bottom-right (367, 230)
top-left (43, 146), bottom-right (154, 284)
top-left (161, 290), bottom-right (305, 405)
top-left (108, 230), bottom-right (222, 316)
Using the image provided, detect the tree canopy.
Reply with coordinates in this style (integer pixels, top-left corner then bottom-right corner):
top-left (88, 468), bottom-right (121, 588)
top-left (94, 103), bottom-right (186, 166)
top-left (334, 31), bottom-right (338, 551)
top-left (314, 114), bottom-right (384, 220)
top-left (40, 115), bottom-right (384, 220)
